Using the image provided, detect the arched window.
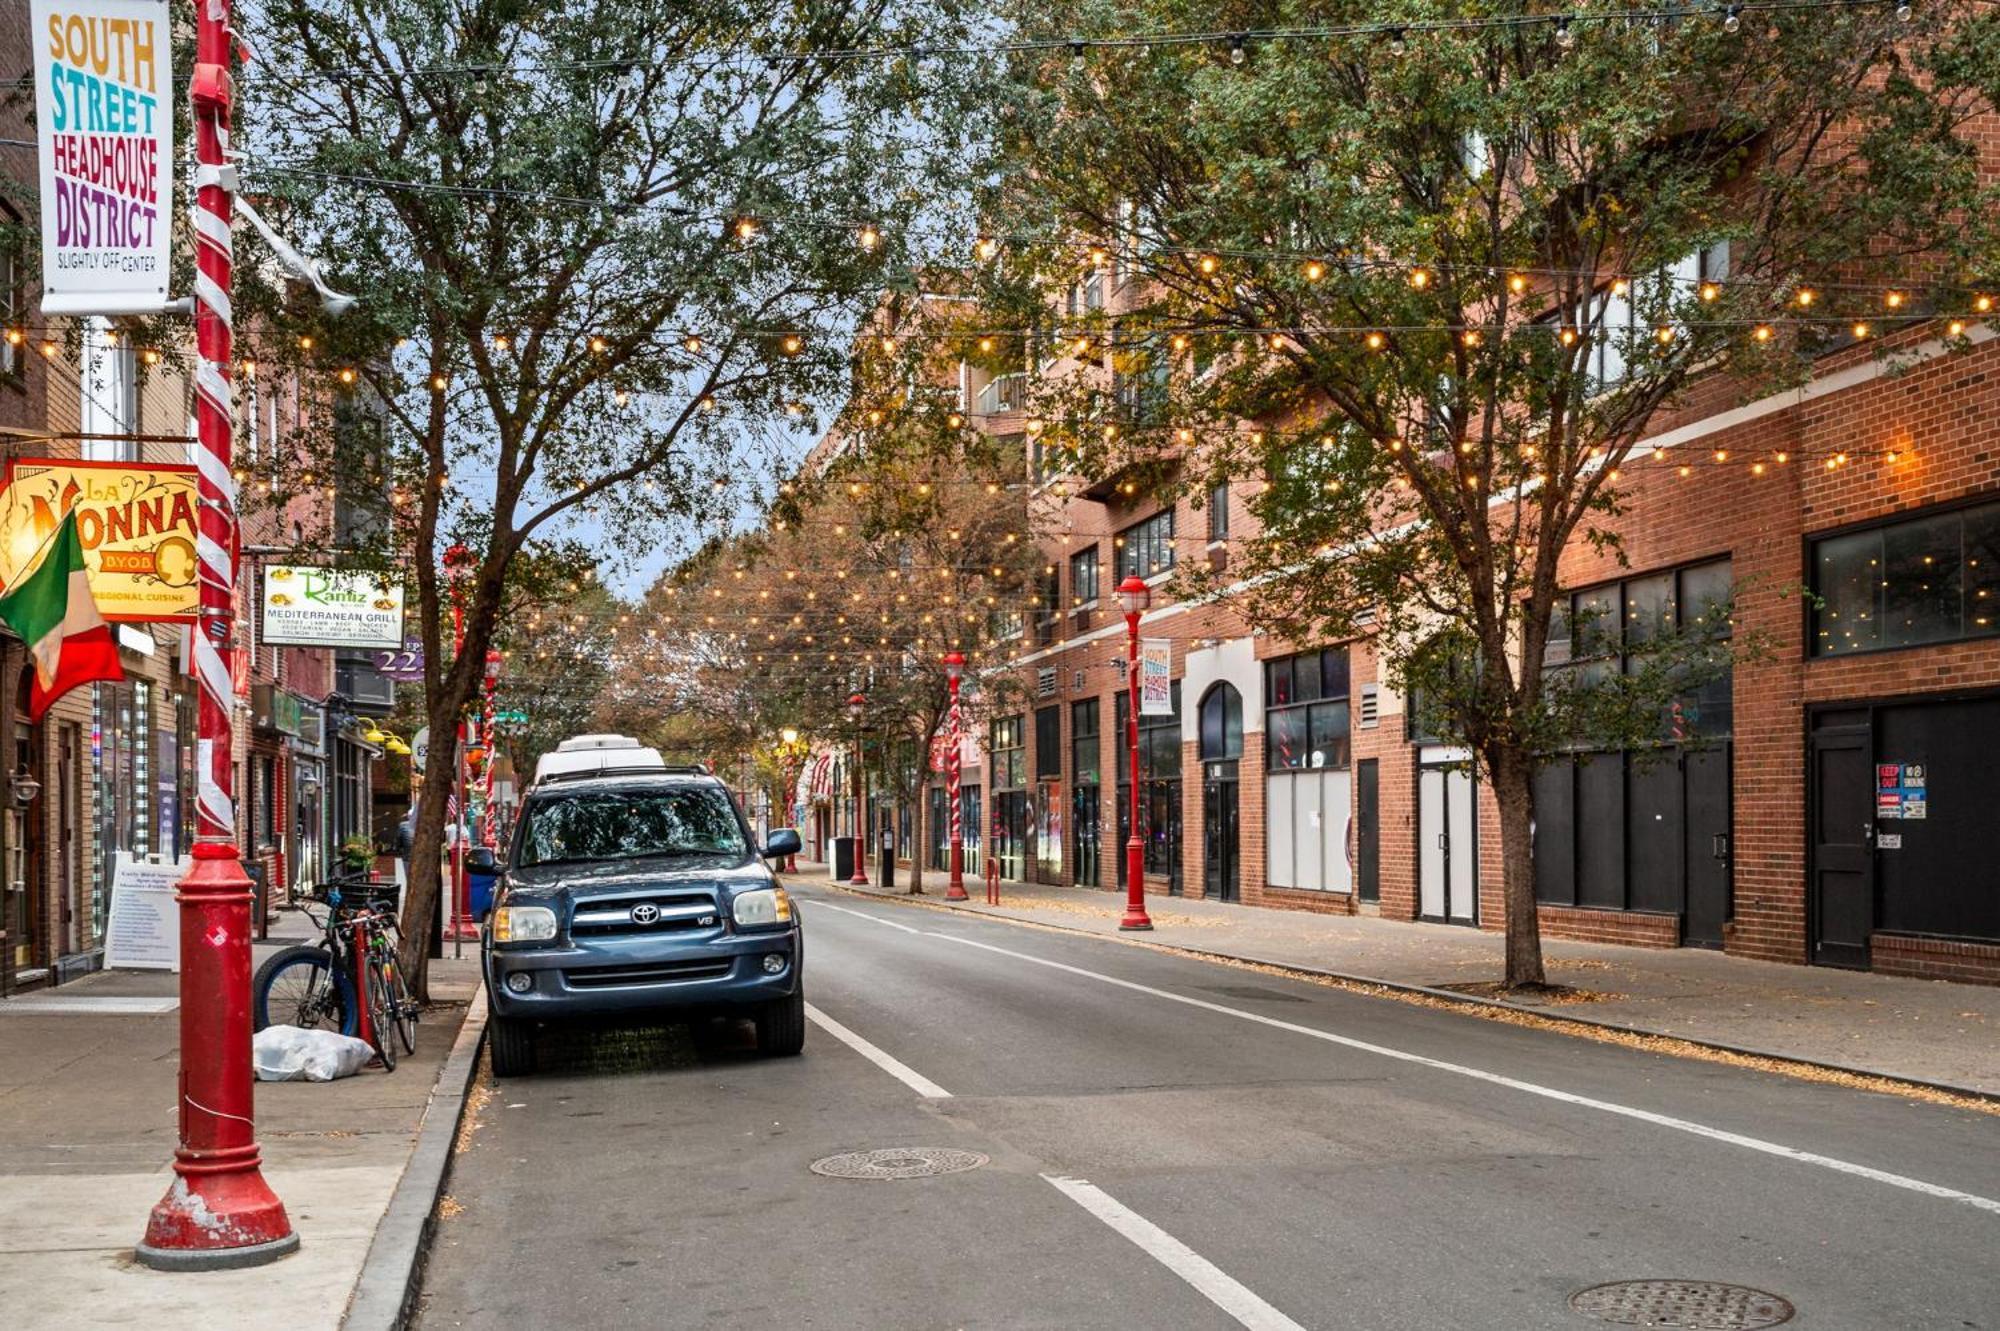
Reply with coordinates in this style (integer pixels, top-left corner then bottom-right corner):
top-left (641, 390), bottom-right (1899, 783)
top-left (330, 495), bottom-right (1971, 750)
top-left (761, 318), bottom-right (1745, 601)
top-left (1198, 683), bottom-right (1242, 762)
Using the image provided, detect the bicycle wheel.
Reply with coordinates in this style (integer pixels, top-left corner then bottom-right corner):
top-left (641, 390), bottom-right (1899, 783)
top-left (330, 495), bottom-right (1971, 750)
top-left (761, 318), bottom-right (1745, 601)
top-left (254, 945), bottom-right (357, 1035)
top-left (384, 951), bottom-right (419, 1055)
top-left (364, 953), bottom-right (398, 1071)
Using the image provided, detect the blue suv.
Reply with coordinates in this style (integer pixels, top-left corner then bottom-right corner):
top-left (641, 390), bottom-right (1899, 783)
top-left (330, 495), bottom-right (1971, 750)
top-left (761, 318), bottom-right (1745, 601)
top-left (481, 767), bottom-right (805, 1076)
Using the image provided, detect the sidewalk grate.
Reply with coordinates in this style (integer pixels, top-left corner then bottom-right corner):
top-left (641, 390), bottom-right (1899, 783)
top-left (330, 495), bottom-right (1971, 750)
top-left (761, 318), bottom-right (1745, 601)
top-left (1569, 1280), bottom-right (1794, 1328)
top-left (810, 1147), bottom-right (988, 1181)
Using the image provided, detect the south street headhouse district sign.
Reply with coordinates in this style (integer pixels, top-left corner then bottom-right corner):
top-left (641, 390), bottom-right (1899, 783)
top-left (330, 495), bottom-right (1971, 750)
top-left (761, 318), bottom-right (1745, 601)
top-left (260, 566), bottom-right (405, 650)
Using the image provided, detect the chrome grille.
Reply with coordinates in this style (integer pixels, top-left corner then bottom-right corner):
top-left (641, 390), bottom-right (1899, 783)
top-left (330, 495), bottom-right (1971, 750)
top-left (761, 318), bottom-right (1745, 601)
top-left (569, 891), bottom-right (720, 938)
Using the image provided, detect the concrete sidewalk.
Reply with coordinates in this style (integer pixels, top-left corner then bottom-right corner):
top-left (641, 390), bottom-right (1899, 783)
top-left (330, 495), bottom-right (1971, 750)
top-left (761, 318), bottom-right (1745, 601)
top-left (0, 917), bottom-right (480, 1329)
top-left (795, 863), bottom-right (2000, 1097)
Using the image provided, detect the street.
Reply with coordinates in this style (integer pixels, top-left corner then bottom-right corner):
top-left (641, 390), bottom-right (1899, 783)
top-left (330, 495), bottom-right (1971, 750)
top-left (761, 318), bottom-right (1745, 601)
top-left (419, 885), bottom-right (2000, 1330)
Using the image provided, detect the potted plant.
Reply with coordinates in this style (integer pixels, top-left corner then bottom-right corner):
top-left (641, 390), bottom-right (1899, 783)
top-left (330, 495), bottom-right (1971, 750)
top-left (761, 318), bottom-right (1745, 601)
top-left (338, 834), bottom-right (374, 875)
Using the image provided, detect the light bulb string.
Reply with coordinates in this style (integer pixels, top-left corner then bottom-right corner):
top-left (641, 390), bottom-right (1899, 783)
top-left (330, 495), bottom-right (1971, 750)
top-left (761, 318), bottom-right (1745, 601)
top-left (298, 0), bottom-right (1945, 84)
top-left (235, 161), bottom-right (1998, 306)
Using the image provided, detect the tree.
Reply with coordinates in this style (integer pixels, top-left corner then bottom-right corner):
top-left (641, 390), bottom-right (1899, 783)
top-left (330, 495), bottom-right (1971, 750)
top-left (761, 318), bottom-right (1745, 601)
top-left (979, 0), bottom-right (1999, 985)
top-left (237, 0), bottom-right (977, 992)
top-left (619, 394), bottom-right (1043, 892)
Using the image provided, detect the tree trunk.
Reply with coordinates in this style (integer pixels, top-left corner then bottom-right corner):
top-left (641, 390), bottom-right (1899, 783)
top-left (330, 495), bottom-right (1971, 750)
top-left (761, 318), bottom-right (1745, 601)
top-left (1489, 746), bottom-right (1547, 990)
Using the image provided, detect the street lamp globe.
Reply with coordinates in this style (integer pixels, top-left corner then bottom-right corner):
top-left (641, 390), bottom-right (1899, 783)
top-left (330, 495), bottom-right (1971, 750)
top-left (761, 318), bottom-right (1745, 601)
top-left (847, 692), bottom-right (866, 724)
top-left (1116, 574), bottom-right (1152, 617)
top-left (942, 651), bottom-right (964, 684)
top-left (781, 727), bottom-right (800, 746)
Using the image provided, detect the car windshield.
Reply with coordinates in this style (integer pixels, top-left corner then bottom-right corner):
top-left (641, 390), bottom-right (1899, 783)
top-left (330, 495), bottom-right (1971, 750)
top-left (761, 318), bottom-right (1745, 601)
top-left (517, 787), bottom-right (747, 867)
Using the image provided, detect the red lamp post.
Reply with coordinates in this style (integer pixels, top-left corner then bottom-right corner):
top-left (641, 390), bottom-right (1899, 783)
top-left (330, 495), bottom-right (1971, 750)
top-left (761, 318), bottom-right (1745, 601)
top-left (847, 692), bottom-right (869, 886)
top-left (1117, 575), bottom-right (1154, 931)
top-left (942, 652), bottom-right (967, 901)
top-left (138, 0), bottom-right (299, 1267)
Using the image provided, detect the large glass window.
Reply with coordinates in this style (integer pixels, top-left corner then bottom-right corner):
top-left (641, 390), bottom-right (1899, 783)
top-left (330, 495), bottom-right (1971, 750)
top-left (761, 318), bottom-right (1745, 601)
top-left (990, 715), bottom-right (1025, 790)
top-left (1199, 684), bottom-right (1242, 761)
top-left (1549, 559), bottom-right (1733, 739)
top-left (1114, 683), bottom-right (1182, 883)
top-left (1115, 509), bottom-right (1175, 580)
top-left (1207, 483), bottom-right (1230, 542)
top-left (1265, 649), bottom-right (1351, 771)
top-left (1070, 546), bottom-right (1099, 607)
top-left (1071, 699), bottom-right (1100, 783)
top-left (1034, 705), bottom-right (1062, 778)
top-left (1811, 499), bottom-right (2000, 655)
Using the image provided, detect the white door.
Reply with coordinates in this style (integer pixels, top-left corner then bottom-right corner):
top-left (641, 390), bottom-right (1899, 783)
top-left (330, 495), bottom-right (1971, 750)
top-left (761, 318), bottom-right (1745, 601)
top-left (1418, 768), bottom-right (1446, 918)
top-left (1446, 767), bottom-right (1476, 922)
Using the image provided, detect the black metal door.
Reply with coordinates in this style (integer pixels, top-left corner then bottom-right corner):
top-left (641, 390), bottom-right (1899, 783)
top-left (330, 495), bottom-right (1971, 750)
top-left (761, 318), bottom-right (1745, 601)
top-left (1202, 764), bottom-right (1239, 902)
top-left (1071, 785), bottom-right (1100, 887)
top-left (1356, 759), bottom-right (1380, 903)
top-left (1683, 745), bottom-right (1732, 948)
top-left (1809, 713), bottom-right (1874, 968)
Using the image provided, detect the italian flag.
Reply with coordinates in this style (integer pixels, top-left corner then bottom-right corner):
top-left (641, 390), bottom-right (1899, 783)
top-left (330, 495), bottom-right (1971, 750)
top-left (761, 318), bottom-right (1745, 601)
top-left (0, 510), bottom-right (124, 720)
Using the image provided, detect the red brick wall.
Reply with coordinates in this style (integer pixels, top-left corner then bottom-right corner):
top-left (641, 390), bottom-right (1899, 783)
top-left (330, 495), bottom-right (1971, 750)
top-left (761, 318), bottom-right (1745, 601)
top-left (1870, 933), bottom-right (2000, 987)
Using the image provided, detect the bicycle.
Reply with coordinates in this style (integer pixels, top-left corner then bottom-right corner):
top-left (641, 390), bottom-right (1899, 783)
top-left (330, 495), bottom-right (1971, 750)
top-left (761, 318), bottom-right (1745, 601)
top-left (253, 874), bottom-right (417, 1068)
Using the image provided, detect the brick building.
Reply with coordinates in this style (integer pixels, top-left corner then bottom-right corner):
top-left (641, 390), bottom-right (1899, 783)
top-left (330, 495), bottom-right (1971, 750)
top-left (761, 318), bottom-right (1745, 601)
top-left (871, 299), bottom-right (2000, 986)
top-left (0, 0), bottom-right (390, 988)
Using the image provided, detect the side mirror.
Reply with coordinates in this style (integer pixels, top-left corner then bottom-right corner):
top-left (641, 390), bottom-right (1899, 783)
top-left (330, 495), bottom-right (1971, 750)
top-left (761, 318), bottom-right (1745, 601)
top-left (762, 828), bottom-right (801, 861)
top-left (466, 846), bottom-right (501, 873)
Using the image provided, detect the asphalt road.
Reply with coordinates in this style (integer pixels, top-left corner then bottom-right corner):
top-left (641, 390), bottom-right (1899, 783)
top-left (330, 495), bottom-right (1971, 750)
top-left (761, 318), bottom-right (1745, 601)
top-left (418, 884), bottom-right (2000, 1329)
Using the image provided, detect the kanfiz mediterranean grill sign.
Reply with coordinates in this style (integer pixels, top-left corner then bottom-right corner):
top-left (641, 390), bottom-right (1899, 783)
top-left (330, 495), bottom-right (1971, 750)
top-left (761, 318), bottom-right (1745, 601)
top-left (30, 0), bottom-right (173, 316)
top-left (260, 566), bottom-right (405, 650)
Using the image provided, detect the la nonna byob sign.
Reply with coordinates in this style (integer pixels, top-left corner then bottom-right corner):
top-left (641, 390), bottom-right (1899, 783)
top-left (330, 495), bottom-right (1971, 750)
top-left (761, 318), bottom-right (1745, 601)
top-left (0, 459), bottom-right (198, 622)
top-left (30, 0), bottom-right (174, 316)
top-left (260, 566), bottom-right (406, 650)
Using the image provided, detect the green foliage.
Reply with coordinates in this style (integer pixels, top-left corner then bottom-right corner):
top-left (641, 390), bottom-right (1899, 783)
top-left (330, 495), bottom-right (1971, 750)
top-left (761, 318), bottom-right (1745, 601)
top-left (977, 0), bottom-right (1994, 762)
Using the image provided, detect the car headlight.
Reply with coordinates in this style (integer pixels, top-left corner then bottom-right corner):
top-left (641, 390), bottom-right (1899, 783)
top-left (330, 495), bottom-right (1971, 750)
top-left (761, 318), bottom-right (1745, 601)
top-left (732, 887), bottom-right (793, 929)
top-left (492, 904), bottom-right (557, 943)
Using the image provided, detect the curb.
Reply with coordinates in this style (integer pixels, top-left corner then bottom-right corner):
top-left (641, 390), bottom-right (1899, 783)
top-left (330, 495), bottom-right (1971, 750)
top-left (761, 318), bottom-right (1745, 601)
top-left (342, 985), bottom-right (489, 1331)
top-left (817, 880), bottom-right (2000, 1107)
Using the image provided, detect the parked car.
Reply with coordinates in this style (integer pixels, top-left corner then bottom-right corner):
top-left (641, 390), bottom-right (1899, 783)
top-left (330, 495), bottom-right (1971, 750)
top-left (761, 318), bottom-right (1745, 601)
top-left (481, 762), bottom-right (804, 1076)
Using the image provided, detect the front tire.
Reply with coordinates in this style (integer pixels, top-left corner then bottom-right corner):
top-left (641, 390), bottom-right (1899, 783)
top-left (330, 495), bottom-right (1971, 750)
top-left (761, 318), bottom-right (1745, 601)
top-left (489, 1013), bottom-right (537, 1077)
top-left (755, 988), bottom-right (806, 1057)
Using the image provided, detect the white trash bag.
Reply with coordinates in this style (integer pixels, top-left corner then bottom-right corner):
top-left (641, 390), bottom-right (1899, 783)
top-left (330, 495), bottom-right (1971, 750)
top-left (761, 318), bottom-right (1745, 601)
top-left (254, 1023), bottom-right (377, 1082)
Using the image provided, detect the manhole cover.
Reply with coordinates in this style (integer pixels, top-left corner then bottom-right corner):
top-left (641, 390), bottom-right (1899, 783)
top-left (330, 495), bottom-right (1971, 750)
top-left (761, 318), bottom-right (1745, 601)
top-left (810, 1147), bottom-right (989, 1180)
top-left (1569, 1280), bottom-right (1794, 1329)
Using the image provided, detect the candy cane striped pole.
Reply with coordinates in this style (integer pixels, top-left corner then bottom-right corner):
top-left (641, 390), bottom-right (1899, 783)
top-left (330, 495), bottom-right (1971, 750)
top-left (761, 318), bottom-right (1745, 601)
top-left (943, 653), bottom-right (967, 900)
top-left (139, 1), bottom-right (298, 1269)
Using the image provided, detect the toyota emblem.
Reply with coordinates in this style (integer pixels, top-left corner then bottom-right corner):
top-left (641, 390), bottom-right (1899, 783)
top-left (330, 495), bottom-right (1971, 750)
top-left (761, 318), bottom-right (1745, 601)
top-left (630, 902), bottom-right (661, 925)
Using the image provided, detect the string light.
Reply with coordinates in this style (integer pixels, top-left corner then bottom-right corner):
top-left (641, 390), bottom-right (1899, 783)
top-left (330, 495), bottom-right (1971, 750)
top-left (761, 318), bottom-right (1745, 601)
top-left (1554, 15), bottom-right (1575, 49)
top-left (857, 224), bottom-right (880, 251)
top-left (1723, 3), bottom-right (1743, 33)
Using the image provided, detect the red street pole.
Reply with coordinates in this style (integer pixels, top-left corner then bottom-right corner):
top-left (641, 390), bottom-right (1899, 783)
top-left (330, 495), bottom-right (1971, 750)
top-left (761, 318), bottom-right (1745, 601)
top-left (140, 2), bottom-right (299, 1267)
top-left (444, 550), bottom-right (475, 942)
top-left (1118, 576), bottom-right (1153, 932)
top-left (943, 652), bottom-right (967, 901)
top-left (847, 692), bottom-right (868, 885)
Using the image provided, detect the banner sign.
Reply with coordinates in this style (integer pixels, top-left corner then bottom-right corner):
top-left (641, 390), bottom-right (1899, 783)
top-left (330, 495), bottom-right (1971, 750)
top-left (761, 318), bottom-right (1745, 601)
top-left (1139, 638), bottom-right (1173, 716)
top-left (260, 565), bottom-right (406, 648)
top-left (30, 0), bottom-right (174, 316)
top-left (0, 458), bottom-right (198, 621)
top-left (104, 852), bottom-right (188, 970)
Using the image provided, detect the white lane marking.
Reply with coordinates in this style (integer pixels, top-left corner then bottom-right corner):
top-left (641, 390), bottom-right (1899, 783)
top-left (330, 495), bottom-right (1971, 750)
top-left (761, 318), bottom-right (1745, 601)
top-left (932, 933), bottom-right (2000, 1217)
top-left (1043, 1174), bottom-right (1308, 1331)
top-left (805, 899), bottom-right (925, 934)
top-left (803, 1002), bottom-right (953, 1099)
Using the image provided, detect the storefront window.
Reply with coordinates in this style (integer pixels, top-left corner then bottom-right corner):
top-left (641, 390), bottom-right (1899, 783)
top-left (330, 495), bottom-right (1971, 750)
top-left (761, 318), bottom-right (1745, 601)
top-left (1115, 682), bottom-right (1182, 884)
top-left (1811, 498), bottom-right (2000, 655)
top-left (1266, 649), bottom-right (1350, 771)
